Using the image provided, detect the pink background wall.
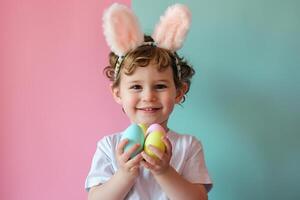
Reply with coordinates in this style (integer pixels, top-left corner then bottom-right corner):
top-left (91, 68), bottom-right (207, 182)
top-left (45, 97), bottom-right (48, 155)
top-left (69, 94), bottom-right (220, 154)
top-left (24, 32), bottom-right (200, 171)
top-left (1, 0), bottom-right (130, 199)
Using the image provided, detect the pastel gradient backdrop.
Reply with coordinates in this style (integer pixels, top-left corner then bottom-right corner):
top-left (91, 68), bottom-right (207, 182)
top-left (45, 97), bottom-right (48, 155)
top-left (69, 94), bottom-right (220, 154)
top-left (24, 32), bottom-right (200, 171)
top-left (1, 1), bottom-right (300, 200)
top-left (1, 0), bottom-right (130, 199)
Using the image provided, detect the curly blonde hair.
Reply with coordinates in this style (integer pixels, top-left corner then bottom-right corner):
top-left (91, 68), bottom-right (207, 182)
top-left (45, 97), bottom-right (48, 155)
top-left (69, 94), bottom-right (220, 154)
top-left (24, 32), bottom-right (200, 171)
top-left (103, 35), bottom-right (195, 102)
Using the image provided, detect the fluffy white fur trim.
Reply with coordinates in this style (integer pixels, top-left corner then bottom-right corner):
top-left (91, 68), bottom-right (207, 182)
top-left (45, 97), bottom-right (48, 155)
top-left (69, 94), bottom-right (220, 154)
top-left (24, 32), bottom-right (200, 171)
top-left (102, 3), bottom-right (144, 56)
top-left (152, 4), bottom-right (191, 51)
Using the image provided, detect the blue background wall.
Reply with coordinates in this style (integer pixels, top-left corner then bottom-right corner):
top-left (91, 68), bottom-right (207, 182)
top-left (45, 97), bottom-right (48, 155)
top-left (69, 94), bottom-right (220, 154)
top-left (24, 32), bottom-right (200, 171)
top-left (133, 0), bottom-right (300, 199)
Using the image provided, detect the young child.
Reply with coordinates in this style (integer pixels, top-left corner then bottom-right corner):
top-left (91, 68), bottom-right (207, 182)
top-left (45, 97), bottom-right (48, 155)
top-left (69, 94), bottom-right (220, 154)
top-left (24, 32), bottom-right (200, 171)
top-left (85, 3), bottom-right (213, 200)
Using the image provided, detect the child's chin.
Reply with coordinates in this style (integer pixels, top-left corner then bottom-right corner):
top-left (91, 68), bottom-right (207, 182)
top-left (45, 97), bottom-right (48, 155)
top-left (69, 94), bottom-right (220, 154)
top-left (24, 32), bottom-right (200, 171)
top-left (136, 120), bottom-right (160, 126)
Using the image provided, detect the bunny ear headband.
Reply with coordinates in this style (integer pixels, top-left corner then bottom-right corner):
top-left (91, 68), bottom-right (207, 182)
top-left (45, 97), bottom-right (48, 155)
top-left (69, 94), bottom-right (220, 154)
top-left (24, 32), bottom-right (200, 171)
top-left (102, 3), bottom-right (191, 80)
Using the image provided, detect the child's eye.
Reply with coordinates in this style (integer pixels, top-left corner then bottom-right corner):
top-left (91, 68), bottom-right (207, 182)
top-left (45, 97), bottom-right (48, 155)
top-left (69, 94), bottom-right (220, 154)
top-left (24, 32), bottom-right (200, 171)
top-left (129, 85), bottom-right (142, 90)
top-left (155, 84), bottom-right (167, 90)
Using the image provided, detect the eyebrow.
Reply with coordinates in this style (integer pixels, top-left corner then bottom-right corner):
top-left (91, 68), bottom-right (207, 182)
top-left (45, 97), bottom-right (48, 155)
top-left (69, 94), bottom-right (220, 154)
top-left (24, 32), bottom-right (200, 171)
top-left (155, 80), bottom-right (171, 84)
top-left (127, 80), bottom-right (141, 84)
top-left (127, 79), bottom-right (171, 84)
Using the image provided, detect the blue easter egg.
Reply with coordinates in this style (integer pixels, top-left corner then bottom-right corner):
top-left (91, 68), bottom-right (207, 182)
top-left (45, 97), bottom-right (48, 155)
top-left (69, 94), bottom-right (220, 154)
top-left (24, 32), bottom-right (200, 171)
top-left (121, 124), bottom-right (145, 157)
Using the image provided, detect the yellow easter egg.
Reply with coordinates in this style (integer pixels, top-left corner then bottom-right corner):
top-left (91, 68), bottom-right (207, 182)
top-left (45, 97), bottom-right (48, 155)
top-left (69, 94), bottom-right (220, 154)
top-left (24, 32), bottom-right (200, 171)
top-left (138, 123), bottom-right (148, 136)
top-left (144, 131), bottom-right (165, 158)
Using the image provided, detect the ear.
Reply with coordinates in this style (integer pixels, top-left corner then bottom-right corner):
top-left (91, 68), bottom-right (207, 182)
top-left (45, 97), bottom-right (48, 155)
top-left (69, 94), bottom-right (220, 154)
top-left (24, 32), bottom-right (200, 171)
top-left (102, 3), bottom-right (144, 56)
top-left (175, 82), bottom-right (188, 104)
top-left (110, 84), bottom-right (122, 105)
top-left (152, 4), bottom-right (191, 51)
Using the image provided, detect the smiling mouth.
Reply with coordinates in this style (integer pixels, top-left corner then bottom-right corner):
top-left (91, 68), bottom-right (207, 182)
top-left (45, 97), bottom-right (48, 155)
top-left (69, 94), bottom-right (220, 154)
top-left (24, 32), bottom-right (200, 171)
top-left (137, 107), bottom-right (161, 112)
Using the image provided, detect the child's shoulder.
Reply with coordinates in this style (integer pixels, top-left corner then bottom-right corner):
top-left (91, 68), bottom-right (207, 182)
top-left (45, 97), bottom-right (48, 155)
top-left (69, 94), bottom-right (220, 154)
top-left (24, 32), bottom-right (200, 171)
top-left (168, 130), bottom-right (203, 148)
top-left (96, 132), bottom-right (122, 148)
top-left (168, 130), bottom-right (200, 140)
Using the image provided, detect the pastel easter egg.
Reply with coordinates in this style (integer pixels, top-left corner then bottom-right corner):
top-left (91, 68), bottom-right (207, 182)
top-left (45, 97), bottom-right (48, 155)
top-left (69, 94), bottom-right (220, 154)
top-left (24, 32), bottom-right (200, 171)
top-left (146, 123), bottom-right (165, 136)
top-left (121, 124), bottom-right (145, 157)
top-left (138, 123), bottom-right (148, 135)
top-left (144, 130), bottom-right (166, 158)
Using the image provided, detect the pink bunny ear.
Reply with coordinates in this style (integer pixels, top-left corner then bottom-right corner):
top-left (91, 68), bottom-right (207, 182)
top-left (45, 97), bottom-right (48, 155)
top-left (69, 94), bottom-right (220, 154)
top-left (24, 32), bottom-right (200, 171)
top-left (152, 4), bottom-right (191, 52)
top-left (102, 3), bottom-right (144, 56)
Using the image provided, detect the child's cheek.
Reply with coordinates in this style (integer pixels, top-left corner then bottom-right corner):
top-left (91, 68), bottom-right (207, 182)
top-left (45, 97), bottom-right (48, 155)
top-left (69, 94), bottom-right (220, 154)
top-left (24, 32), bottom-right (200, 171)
top-left (128, 96), bottom-right (139, 107)
top-left (163, 97), bottom-right (175, 112)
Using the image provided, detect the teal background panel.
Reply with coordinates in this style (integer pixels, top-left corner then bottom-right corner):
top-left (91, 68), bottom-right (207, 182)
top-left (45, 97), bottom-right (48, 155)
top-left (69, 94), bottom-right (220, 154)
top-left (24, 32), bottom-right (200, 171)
top-left (133, 0), bottom-right (300, 200)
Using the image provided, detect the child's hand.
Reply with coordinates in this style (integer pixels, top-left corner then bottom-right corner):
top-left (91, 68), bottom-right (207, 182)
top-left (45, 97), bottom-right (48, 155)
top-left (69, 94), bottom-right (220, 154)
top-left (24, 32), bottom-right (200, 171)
top-left (141, 136), bottom-right (172, 176)
top-left (116, 139), bottom-right (143, 179)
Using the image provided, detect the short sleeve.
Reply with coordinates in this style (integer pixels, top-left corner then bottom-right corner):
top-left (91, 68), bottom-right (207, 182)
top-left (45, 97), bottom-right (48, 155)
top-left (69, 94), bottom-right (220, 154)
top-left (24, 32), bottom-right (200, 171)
top-left (85, 137), bottom-right (115, 191)
top-left (181, 137), bottom-right (213, 192)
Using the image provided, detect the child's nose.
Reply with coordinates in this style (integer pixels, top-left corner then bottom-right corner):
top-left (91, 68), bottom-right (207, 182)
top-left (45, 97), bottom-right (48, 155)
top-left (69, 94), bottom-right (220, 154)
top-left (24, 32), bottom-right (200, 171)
top-left (142, 89), bottom-right (157, 102)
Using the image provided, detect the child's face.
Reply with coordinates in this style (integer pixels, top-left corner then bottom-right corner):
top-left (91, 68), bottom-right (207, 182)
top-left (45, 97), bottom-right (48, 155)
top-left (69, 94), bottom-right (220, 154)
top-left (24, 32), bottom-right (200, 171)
top-left (112, 64), bottom-right (185, 129)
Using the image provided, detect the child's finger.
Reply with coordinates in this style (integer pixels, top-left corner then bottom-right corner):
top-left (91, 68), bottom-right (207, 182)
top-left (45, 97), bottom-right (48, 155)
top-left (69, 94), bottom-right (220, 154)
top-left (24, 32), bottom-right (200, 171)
top-left (162, 136), bottom-right (172, 157)
top-left (126, 153), bottom-right (143, 168)
top-left (148, 145), bottom-right (164, 160)
top-left (129, 165), bottom-right (139, 172)
top-left (116, 139), bottom-right (128, 155)
top-left (140, 160), bottom-right (152, 169)
top-left (122, 143), bottom-right (140, 161)
top-left (141, 151), bottom-right (157, 166)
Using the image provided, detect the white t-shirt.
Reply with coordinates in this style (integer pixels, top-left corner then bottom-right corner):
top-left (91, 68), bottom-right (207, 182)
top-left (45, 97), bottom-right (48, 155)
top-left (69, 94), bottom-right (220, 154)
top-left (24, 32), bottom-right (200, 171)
top-left (85, 130), bottom-right (213, 199)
